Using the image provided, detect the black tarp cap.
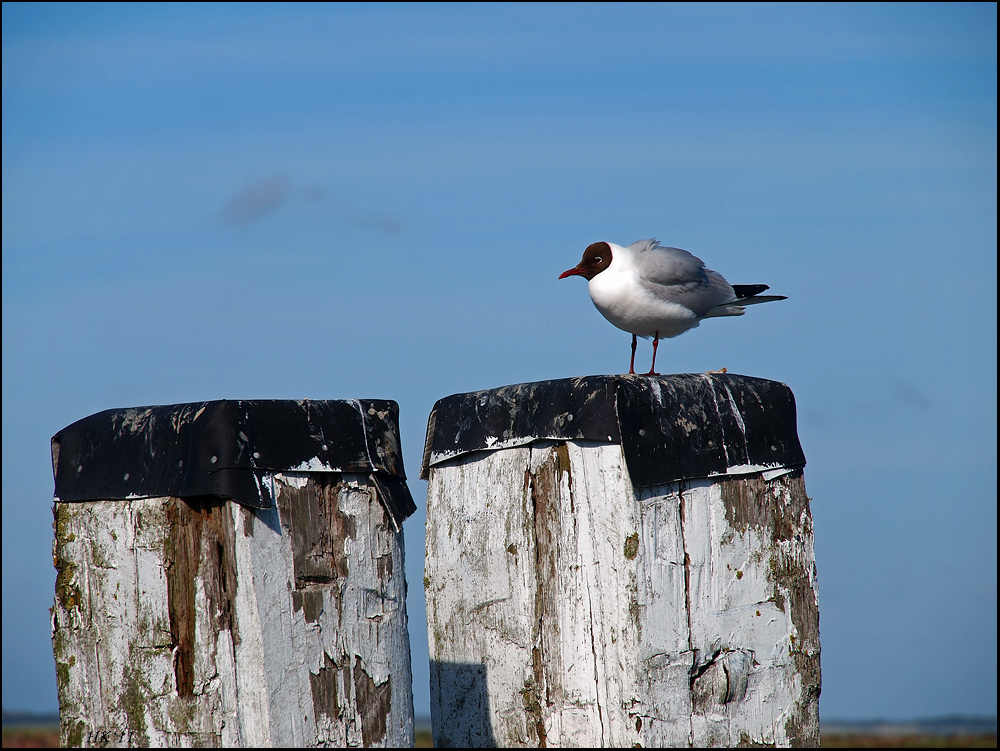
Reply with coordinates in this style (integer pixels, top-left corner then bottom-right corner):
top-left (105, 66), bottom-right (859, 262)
top-left (52, 399), bottom-right (416, 530)
top-left (421, 373), bottom-right (805, 487)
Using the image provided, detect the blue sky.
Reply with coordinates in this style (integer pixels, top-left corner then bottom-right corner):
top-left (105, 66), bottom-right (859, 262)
top-left (3, 2), bottom-right (996, 720)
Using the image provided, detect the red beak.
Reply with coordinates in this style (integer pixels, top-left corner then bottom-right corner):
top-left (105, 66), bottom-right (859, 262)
top-left (559, 267), bottom-right (583, 279)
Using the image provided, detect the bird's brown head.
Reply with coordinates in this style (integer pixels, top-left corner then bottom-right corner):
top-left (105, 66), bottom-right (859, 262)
top-left (559, 241), bottom-right (613, 280)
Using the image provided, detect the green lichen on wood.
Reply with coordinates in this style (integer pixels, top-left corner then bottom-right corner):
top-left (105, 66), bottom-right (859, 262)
top-left (629, 596), bottom-right (641, 627)
top-left (785, 649), bottom-right (822, 748)
top-left (52, 505), bottom-right (82, 611)
top-left (53, 652), bottom-right (79, 739)
top-left (623, 533), bottom-right (639, 560)
top-left (519, 676), bottom-right (545, 747)
top-left (117, 658), bottom-right (152, 747)
top-left (90, 538), bottom-right (112, 570)
top-left (166, 694), bottom-right (201, 739)
top-left (61, 718), bottom-right (87, 748)
top-left (53, 650), bottom-right (75, 690)
top-left (51, 606), bottom-right (81, 741)
top-left (52, 502), bottom-right (77, 544)
top-left (737, 729), bottom-right (777, 748)
top-left (767, 552), bottom-right (804, 616)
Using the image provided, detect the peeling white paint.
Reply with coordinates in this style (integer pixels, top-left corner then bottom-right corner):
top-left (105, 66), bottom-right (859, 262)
top-left (284, 457), bottom-right (343, 473)
top-left (425, 440), bottom-right (819, 748)
top-left (273, 471), bottom-right (310, 488)
top-left (713, 462), bottom-right (790, 477)
top-left (761, 467), bottom-right (796, 482)
top-left (431, 446), bottom-right (797, 482)
top-left (429, 434), bottom-right (616, 467)
top-left (53, 475), bottom-right (414, 748)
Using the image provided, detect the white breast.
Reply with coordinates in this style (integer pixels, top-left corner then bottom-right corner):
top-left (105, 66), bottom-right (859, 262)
top-left (587, 261), bottom-right (701, 339)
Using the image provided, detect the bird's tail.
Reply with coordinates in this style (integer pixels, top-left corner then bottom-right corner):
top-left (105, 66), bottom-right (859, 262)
top-left (730, 283), bottom-right (787, 306)
top-left (732, 294), bottom-right (787, 306)
top-left (731, 284), bottom-right (769, 297)
top-left (706, 284), bottom-right (787, 317)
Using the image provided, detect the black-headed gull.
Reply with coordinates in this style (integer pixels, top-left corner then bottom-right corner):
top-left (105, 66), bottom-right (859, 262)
top-left (559, 238), bottom-right (786, 375)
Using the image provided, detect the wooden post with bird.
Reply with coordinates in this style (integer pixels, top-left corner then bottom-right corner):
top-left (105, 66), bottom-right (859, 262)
top-left (422, 374), bottom-right (820, 748)
top-left (50, 399), bottom-right (417, 748)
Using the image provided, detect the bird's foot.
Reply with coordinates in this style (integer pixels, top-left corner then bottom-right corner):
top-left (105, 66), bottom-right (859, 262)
top-left (706, 367), bottom-right (728, 374)
top-left (645, 370), bottom-right (660, 376)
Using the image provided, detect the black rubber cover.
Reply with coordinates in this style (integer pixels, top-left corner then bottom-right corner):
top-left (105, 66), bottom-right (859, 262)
top-left (421, 374), bottom-right (805, 487)
top-left (52, 399), bottom-right (416, 527)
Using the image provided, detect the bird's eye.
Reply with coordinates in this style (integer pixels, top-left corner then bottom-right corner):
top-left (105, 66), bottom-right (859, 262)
top-left (593, 257), bottom-right (602, 264)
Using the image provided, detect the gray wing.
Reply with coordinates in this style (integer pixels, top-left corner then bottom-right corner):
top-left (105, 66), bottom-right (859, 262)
top-left (629, 239), bottom-right (735, 317)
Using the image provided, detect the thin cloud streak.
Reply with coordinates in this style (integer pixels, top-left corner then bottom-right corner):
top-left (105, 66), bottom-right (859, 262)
top-left (217, 175), bottom-right (402, 234)
top-left (217, 174), bottom-right (290, 225)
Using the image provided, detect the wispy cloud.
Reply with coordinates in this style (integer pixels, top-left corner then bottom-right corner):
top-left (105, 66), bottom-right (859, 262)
top-left (217, 174), bottom-right (290, 225)
top-left (300, 183), bottom-right (402, 234)
top-left (340, 206), bottom-right (403, 235)
top-left (216, 175), bottom-right (401, 233)
top-left (890, 378), bottom-right (931, 410)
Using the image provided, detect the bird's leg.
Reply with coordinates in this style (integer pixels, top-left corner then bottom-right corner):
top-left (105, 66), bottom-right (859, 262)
top-left (646, 332), bottom-right (660, 376)
top-left (629, 334), bottom-right (638, 375)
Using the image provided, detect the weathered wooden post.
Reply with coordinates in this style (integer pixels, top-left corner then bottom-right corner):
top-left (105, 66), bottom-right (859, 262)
top-left (51, 399), bottom-right (417, 747)
top-left (422, 374), bottom-right (820, 748)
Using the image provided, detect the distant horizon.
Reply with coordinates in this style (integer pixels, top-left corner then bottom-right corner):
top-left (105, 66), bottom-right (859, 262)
top-left (3, 708), bottom-right (998, 726)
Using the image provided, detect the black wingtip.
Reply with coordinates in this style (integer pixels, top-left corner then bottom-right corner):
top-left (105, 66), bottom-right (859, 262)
top-left (732, 284), bottom-right (770, 298)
